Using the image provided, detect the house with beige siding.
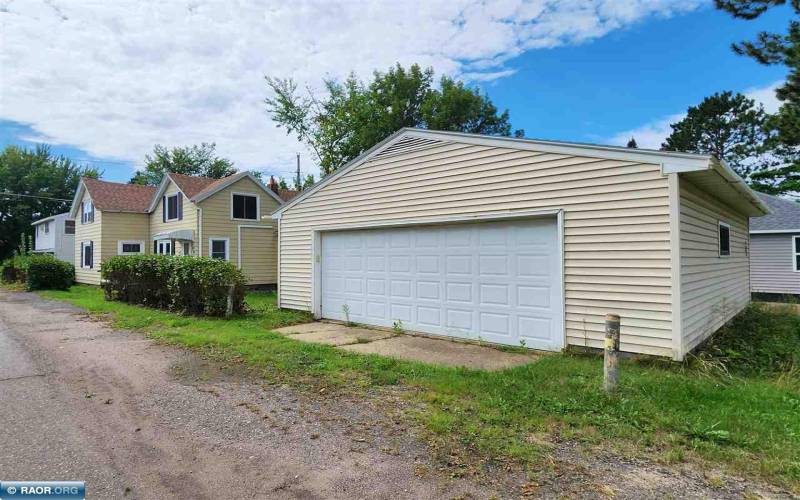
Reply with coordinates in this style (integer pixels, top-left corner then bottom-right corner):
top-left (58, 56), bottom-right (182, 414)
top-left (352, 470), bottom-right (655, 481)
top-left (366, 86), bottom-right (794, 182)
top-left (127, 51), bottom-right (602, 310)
top-left (272, 128), bottom-right (768, 360)
top-left (69, 172), bottom-right (286, 286)
top-left (749, 192), bottom-right (800, 297)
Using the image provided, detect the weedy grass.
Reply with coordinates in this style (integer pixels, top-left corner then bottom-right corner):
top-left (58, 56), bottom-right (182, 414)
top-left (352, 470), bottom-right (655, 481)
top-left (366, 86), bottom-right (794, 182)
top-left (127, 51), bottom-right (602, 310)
top-left (38, 285), bottom-right (800, 491)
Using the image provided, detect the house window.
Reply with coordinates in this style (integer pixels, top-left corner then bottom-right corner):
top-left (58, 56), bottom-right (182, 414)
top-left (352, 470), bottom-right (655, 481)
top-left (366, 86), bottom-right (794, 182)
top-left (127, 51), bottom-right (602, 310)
top-left (719, 222), bottom-right (731, 257)
top-left (81, 201), bottom-right (94, 224)
top-left (81, 241), bottom-right (93, 269)
top-left (232, 193), bottom-right (258, 220)
top-left (209, 238), bottom-right (229, 260)
top-left (183, 242), bottom-right (191, 256)
top-left (165, 193), bottom-right (180, 221)
top-left (65, 220), bottom-right (75, 234)
top-left (43, 222), bottom-right (50, 234)
top-left (118, 240), bottom-right (144, 255)
top-left (794, 236), bottom-right (800, 272)
top-left (156, 240), bottom-right (173, 255)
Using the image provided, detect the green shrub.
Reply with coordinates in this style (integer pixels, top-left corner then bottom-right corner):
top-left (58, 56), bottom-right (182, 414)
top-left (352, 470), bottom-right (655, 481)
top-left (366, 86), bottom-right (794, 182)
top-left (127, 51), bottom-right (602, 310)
top-left (24, 254), bottom-right (74, 290)
top-left (0, 254), bottom-right (74, 290)
top-left (101, 255), bottom-right (246, 316)
top-left (0, 256), bottom-right (26, 283)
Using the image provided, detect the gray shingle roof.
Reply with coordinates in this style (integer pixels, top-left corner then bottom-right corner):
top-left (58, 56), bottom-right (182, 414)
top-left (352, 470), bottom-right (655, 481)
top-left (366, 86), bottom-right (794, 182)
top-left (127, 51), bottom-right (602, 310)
top-left (751, 192), bottom-right (800, 232)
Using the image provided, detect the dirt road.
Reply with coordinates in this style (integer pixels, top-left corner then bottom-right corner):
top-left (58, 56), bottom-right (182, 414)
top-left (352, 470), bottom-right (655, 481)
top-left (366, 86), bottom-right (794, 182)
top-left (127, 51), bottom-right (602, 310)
top-left (0, 290), bottom-right (789, 499)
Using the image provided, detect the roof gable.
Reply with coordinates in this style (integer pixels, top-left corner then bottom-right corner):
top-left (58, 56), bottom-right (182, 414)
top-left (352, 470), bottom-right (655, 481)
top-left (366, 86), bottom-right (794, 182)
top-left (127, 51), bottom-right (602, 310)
top-left (751, 192), bottom-right (800, 232)
top-left (273, 128), bottom-right (723, 218)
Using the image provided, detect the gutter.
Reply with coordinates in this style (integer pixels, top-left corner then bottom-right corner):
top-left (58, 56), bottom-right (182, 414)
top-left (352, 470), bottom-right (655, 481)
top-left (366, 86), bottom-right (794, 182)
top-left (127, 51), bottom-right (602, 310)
top-left (712, 159), bottom-right (770, 215)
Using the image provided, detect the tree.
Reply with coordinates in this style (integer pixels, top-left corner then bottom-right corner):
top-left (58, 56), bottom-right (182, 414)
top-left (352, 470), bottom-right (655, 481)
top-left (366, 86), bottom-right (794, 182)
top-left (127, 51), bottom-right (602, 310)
top-left (661, 92), bottom-right (773, 178)
top-left (715, 0), bottom-right (800, 193)
top-left (130, 143), bottom-right (236, 185)
top-left (265, 63), bottom-right (521, 175)
top-left (627, 137), bottom-right (638, 148)
top-left (293, 174), bottom-right (315, 191)
top-left (0, 145), bottom-right (99, 260)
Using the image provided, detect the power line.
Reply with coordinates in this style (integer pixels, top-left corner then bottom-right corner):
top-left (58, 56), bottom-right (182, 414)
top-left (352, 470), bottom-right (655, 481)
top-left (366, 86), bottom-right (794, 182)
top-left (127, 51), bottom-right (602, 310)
top-left (1, 192), bottom-right (72, 202)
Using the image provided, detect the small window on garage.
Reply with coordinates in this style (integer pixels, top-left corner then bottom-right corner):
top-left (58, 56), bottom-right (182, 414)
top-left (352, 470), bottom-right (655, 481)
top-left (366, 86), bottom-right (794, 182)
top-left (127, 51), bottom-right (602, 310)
top-left (793, 235), bottom-right (800, 272)
top-left (232, 193), bottom-right (258, 220)
top-left (719, 221), bottom-right (731, 257)
top-left (209, 238), bottom-right (229, 260)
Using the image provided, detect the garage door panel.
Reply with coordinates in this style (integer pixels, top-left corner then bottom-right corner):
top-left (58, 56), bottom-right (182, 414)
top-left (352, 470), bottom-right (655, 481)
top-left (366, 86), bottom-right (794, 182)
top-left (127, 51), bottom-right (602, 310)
top-left (320, 218), bottom-right (563, 350)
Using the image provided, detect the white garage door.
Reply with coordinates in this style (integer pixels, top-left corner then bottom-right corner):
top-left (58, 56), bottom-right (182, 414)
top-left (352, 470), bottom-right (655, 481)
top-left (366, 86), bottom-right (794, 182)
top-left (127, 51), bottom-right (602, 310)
top-left (320, 218), bottom-right (563, 351)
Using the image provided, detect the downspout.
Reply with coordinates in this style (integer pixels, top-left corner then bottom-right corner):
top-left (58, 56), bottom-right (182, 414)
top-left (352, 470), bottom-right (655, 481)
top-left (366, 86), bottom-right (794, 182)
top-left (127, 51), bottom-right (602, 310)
top-left (197, 207), bottom-right (203, 257)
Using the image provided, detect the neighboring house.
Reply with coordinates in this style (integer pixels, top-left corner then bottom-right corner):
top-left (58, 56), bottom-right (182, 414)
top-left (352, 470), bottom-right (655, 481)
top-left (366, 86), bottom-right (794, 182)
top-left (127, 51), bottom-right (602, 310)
top-left (68, 172), bottom-right (284, 286)
top-left (31, 212), bottom-right (75, 263)
top-left (271, 128), bottom-right (768, 360)
top-left (750, 192), bottom-right (800, 296)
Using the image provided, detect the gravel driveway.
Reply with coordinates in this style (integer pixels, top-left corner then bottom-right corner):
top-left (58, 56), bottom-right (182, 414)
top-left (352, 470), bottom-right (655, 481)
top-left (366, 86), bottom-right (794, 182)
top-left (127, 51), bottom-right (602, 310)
top-left (0, 290), bottom-right (790, 499)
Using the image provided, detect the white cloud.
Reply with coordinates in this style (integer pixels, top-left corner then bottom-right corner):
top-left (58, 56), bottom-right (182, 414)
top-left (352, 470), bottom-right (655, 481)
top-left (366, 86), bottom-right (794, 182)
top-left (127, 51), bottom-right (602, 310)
top-left (0, 0), bottom-right (704, 178)
top-left (609, 80), bottom-right (784, 150)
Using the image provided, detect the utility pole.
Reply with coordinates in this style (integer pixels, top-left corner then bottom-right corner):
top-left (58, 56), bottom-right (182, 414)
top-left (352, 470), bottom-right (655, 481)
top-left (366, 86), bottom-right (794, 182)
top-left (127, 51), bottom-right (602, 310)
top-left (295, 153), bottom-right (302, 191)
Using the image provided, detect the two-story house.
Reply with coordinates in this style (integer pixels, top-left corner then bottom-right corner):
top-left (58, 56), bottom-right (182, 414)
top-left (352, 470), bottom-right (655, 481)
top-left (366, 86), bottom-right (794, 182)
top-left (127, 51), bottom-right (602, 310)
top-left (31, 212), bottom-right (75, 263)
top-left (69, 172), bottom-right (285, 286)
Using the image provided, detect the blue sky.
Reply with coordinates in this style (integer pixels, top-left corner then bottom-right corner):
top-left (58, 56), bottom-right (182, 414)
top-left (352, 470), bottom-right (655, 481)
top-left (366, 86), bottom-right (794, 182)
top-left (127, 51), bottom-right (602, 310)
top-left (0, 1), bottom-right (790, 183)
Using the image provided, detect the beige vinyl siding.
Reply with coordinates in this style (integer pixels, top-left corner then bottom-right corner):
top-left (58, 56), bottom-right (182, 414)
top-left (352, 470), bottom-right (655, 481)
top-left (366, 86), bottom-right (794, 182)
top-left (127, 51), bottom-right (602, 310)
top-left (278, 141), bottom-right (674, 356)
top-left (150, 181), bottom-right (198, 253)
top-left (239, 226), bottom-right (278, 284)
top-left (750, 233), bottom-right (800, 295)
top-left (74, 190), bottom-right (102, 285)
top-left (101, 212), bottom-right (150, 258)
top-left (197, 177), bottom-right (280, 284)
top-left (679, 178), bottom-right (750, 352)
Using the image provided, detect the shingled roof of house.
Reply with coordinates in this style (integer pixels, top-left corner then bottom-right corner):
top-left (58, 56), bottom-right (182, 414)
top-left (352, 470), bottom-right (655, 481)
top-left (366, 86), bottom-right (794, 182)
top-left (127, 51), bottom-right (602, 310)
top-left (752, 192), bottom-right (800, 232)
top-left (81, 178), bottom-right (157, 213)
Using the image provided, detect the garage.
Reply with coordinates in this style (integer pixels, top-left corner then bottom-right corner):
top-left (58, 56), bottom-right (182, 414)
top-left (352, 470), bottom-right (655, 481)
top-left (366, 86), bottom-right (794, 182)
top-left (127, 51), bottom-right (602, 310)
top-left (318, 217), bottom-right (564, 350)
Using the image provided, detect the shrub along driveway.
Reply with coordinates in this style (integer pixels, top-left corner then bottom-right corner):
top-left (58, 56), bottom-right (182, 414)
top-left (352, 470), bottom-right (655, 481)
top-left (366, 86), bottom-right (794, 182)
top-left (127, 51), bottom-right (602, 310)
top-left (26, 286), bottom-right (800, 496)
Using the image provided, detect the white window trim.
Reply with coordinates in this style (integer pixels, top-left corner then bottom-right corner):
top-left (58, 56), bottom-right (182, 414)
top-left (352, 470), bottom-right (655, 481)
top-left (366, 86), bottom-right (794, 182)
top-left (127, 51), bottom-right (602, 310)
top-left (230, 192), bottom-right (260, 221)
top-left (80, 241), bottom-right (93, 269)
top-left (208, 237), bottom-right (230, 261)
top-left (118, 240), bottom-right (145, 255)
top-left (793, 235), bottom-right (800, 272)
top-left (82, 200), bottom-right (94, 224)
top-left (165, 193), bottom-right (180, 222)
top-left (718, 221), bottom-right (731, 257)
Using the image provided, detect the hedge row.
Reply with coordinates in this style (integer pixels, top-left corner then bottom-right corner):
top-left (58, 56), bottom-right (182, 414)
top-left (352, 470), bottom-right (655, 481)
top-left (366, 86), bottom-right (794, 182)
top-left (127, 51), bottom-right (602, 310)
top-left (101, 255), bottom-right (246, 316)
top-left (0, 254), bottom-right (75, 290)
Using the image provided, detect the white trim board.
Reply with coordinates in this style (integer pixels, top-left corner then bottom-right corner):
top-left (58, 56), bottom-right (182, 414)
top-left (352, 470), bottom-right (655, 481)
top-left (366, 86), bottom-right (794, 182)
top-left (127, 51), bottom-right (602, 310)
top-left (208, 236), bottom-right (230, 261)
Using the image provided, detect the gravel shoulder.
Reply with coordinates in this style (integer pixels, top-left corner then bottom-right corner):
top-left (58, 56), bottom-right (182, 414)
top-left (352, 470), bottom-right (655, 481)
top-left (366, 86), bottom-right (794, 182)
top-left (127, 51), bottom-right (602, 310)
top-left (0, 290), bottom-right (790, 499)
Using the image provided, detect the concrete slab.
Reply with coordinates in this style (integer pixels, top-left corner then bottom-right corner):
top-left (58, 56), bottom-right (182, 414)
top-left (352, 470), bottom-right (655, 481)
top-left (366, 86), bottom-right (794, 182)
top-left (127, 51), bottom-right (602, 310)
top-left (341, 335), bottom-right (537, 370)
top-left (275, 322), bottom-right (538, 370)
top-left (273, 322), bottom-right (395, 346)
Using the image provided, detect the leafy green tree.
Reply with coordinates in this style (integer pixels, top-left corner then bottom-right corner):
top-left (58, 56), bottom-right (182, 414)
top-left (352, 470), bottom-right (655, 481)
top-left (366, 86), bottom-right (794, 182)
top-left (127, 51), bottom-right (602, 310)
top-left (265, 63), bottom-right (520, 175)
top-left (0, 145), bottom-right (99, 260)
top-left (715, 0), bottom-right (800, 193)
top-left (294, 174), bottom-right (315, 191)
top-left (661, 91), bottom-right (773, 178)
top-left (130, 143), bottom-right (236, 185)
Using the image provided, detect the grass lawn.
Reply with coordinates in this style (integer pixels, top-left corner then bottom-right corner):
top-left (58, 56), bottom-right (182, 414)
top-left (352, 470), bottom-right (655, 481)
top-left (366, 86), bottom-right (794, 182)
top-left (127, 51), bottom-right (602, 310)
top-left (38, 285), bottom-right (800, 491)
